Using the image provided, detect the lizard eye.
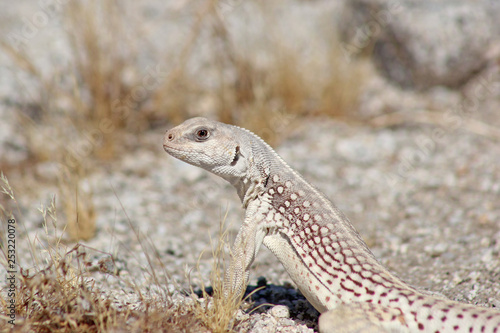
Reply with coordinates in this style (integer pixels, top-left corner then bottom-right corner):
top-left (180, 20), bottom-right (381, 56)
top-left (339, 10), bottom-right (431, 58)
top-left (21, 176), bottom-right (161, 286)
top-left (195, 128), bottom-right (210, 141)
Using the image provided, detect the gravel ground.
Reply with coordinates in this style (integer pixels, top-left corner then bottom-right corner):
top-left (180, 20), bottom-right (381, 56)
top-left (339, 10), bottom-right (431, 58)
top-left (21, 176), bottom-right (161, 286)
top-left (1, 1), bottom-right (499, 331)
top-left (4, 114), bottom-right (499, 332)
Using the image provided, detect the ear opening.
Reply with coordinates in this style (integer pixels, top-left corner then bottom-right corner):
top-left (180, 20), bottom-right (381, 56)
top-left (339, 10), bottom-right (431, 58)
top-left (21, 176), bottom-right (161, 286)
top-left (263, 174), bottom-right (270, 187)
top-left (230, 145), bottom-right (240, 166)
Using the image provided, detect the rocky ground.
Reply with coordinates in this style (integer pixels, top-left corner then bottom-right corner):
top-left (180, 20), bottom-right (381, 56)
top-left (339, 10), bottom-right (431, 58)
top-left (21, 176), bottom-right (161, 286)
top-left (3, 114), bottom-right (500, 331)
top-left (1, 0), bottom-right (500, 332)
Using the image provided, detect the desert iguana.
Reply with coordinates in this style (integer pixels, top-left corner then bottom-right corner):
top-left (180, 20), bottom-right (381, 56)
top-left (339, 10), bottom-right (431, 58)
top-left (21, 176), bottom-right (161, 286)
top-left (163, 117), bottom-right (500, 332)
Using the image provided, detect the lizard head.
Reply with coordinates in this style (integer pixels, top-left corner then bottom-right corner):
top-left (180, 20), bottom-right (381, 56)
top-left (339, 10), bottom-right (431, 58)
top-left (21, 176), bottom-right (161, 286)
top-left (163, 117), bottom-right (249, 183)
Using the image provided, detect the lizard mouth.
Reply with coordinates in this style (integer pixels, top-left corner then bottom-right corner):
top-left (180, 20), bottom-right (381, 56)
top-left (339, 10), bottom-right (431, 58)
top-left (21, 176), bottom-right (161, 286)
top-left (163, 144), bottom-right (183, 156)
top-left (163, 144), bottom-right (199, 162)
top-left (163, 144), bottom-right (179, 152)
top-left (163, 145), bottom-right (187, 161)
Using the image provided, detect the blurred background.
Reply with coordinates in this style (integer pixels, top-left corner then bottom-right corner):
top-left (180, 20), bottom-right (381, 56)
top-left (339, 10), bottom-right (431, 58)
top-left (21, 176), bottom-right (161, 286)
top-left (1, 0), bottom-right (499, 178)
top-left (1, 1), bottom-right (500, 331)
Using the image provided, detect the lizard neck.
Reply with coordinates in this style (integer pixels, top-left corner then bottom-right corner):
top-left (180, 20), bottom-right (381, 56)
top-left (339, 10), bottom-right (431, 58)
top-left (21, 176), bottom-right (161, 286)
top-left (230, 141), bottom-right (274, 209)
top-left (231, 175), bottom-right (254, 208)
top-left (234, 170), bottom-right (268, 209)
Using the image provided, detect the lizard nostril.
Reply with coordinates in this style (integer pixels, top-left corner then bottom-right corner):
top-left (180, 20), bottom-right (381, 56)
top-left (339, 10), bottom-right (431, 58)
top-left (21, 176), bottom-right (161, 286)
top-left (167, 133), bottom-right (174, 141)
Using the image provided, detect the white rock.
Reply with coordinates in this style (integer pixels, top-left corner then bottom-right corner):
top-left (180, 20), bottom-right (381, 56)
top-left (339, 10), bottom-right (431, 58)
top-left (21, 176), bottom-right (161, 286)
top-left (269, 305), bottom-right (290, 318)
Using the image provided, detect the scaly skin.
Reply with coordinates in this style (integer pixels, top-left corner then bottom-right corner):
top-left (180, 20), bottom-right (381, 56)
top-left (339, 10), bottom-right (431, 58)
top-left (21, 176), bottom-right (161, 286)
top-left (163, 117), bottom-right (500, 333)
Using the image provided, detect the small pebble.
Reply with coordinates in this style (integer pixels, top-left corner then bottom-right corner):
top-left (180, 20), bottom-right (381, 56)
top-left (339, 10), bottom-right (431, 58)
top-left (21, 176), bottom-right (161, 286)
top-left (269, 305), bottom-right (290, 318)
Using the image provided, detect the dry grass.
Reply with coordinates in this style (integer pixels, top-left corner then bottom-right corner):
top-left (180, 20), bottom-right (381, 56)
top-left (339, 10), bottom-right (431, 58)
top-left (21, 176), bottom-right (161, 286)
top-left (190, 217), bottom-right (250, 333)
top-left (0, 1), bottom-right (367, 331)
top-left (58, 171), bottom-right (96, 242)
top-left (195, 1), bottom-right (366, 144)
top-left (1, 0), bottom-right (144, 171)
top-left (0, 175), bottom-right (236, 332)
top-left (0, 174), bottom-right (258, 333)
top-left (1, 0), bottom-right (366, 174)
top-left (0, 241), bottom-right (203, 333)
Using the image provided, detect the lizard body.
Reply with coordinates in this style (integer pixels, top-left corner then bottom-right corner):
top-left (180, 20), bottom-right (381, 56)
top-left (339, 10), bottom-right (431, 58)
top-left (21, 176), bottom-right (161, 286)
top-left (163, 117), bottom-right (500, 332)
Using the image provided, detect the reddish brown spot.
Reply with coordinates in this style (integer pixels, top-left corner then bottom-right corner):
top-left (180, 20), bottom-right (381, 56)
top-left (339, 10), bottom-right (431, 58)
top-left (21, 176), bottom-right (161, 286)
top-left (325, 296), bottom-right (330, 302)
top-left (389, 298), bottom-right (400, 303)
top-left (381, 292), bottom-right (388, 297)
top-left (340, 282), bottom-right (355, 294)
top-left (453, 326), bottom-right (459, 331)
top-left (346, 276), bottom-right (362, 287)
top-left (418, 323), bottom-right (424, 330)
top-left (315, 285), bottom-right (320, 291)
top-left (309, 263), bottom-right (313, 267)
top-left (472, 314), bottom-right (479, 319)
top-left (423, 303), bottom-right (432, 308)
top-left (365, 288), bottom-right (375, 295)
top-left (333, 266), bottom-right (347, 274)
top-left (443, 308), bottom-right (450, 313)
top-left (457, 314), bottom-right (463, 319)
top-left (427, 315), bottom-right (433, 320)
top-left (481, 326), bottom-right (485, 332)
top-left (326, 280), bottom-right (333, 285)
top-left (441, 316), bottom-right (447, 322)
